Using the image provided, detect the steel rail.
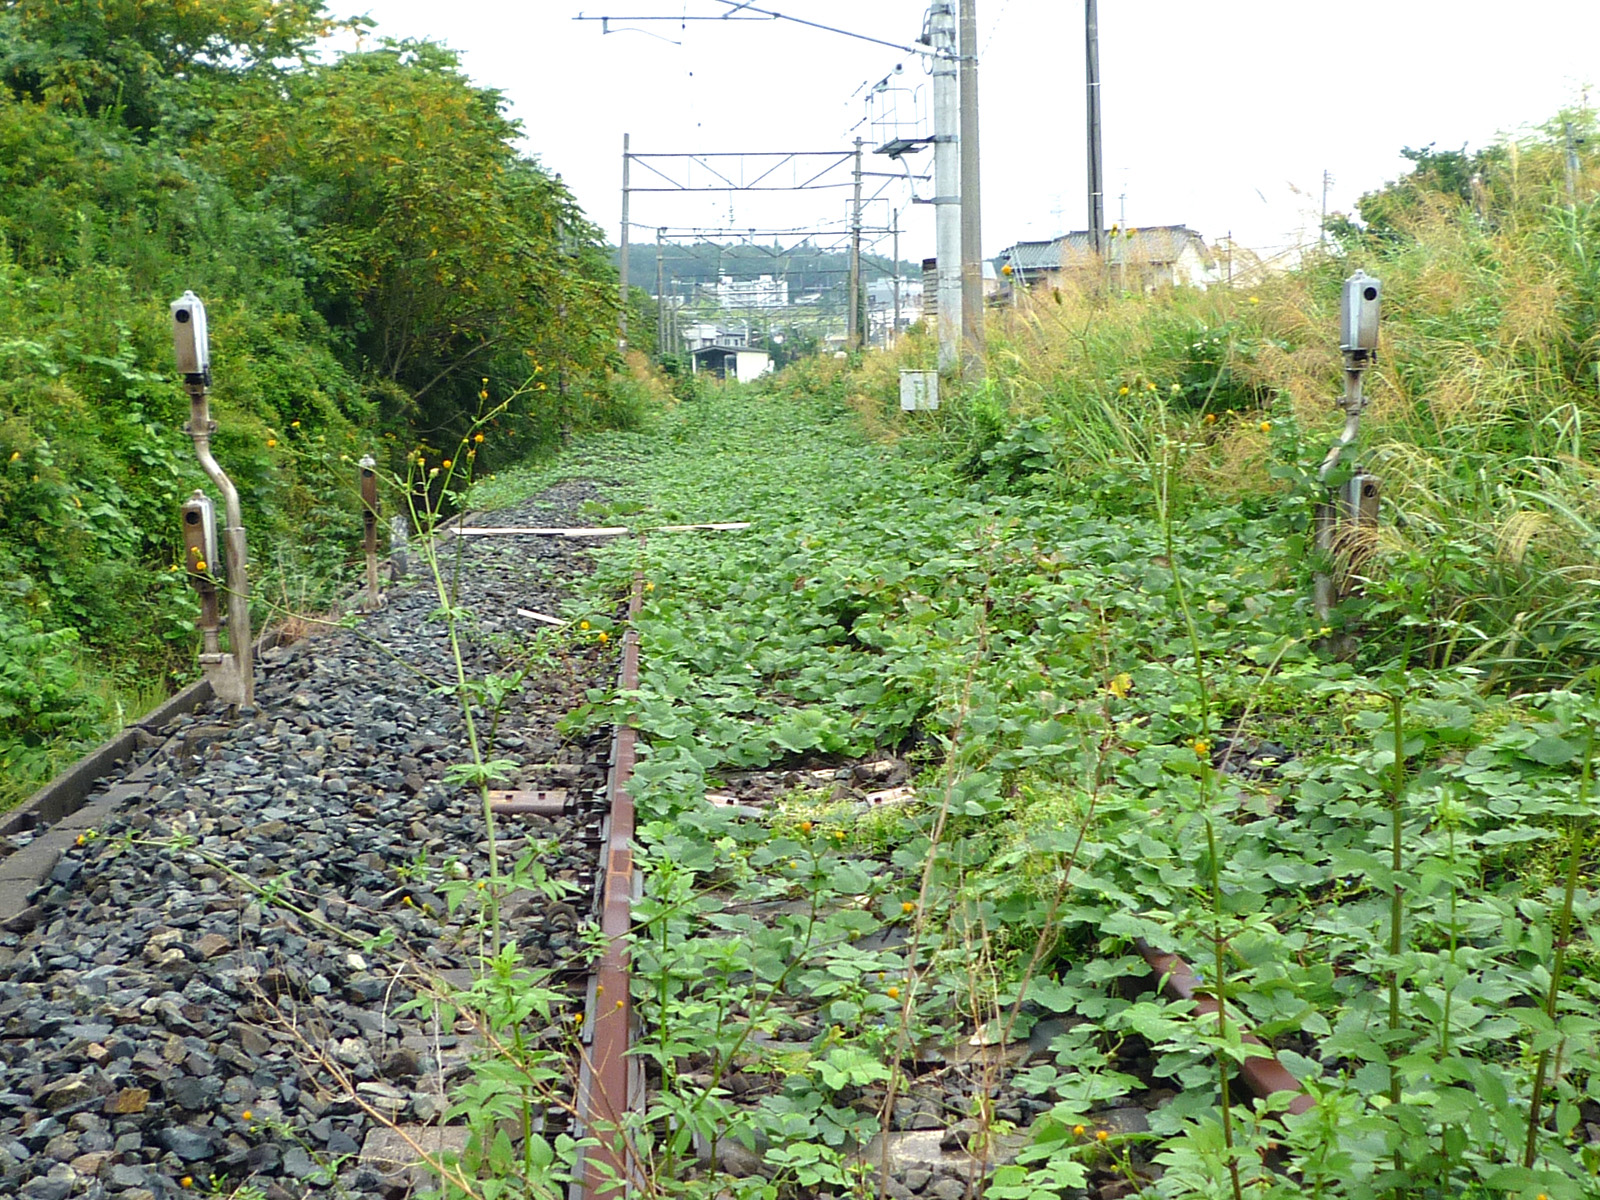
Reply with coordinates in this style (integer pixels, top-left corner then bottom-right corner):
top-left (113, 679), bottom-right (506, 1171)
top-left (571, 571), bottom-right (646, 1200)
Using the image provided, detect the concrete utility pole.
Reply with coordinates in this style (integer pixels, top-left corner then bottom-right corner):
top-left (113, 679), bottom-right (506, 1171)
top-left (656, 228), bottom-right (666, 356)
top-left (1085, 0), bottom-right (1104, 256)
top-left (958, 0), bottom-right (985, 379)
top-left (849, 136), bottom-right (864, 350)
top-left (931, 1), bottom-right (961, 373)
top-left (619, 133), bottom-right (631, 349)
top-left (891, 207), bottom-right (901, 348)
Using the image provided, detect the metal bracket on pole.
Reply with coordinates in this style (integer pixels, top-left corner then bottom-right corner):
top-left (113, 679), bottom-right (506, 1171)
top-left (359, 456), bottom-right (383, 612)
top-left (1313, 269), bottom-right (1382, 627)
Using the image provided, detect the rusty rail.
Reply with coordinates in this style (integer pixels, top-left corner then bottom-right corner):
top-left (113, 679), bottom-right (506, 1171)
top-left (571, 572), bottom-right (645, 1200)
top-left (1138, 942), bottom-right (1314, 1117)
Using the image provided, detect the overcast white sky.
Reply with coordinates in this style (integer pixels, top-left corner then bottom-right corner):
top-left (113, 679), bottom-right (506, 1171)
top-left (326, 1), bottom-right (1599, 264)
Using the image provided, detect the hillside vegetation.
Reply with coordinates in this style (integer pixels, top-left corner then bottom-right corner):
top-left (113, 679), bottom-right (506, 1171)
top-left (0, 2), bottom-right (632, 799)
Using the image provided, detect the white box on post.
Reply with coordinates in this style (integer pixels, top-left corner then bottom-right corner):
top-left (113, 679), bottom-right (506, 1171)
top-left (899, 369), bottom-right (939, 412)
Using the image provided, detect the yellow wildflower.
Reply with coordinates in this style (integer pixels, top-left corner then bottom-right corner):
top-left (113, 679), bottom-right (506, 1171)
top-left (1259, 421), bottom-right (1272, 433)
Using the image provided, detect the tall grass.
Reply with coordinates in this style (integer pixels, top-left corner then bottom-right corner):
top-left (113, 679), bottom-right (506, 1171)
top-left (853, 111), bottom-right (1600, 687)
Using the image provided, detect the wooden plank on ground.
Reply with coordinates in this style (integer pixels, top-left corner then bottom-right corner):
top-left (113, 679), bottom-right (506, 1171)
top-left (446, 522), bottom-right (750, 538)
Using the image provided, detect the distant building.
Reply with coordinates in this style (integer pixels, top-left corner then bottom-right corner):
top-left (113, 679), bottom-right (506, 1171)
top-left (682, 322), bottom-right (771, 380)
top-left (866, 276), bottom-right (923, 343)
top-left (919, 258), bottom-right (1000, 320)
top-left (994, 226), bottom-right (1222, 294)
top-left (713, 274), bottom-right (788, 310)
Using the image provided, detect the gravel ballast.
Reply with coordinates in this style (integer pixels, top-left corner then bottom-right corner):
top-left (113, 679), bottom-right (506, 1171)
top-left (0, 482), bottom-right (619, 1200)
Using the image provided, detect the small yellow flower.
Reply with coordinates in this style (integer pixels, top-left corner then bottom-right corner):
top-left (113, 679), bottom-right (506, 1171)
top-left (1203, 413), bottom-right (1216, 424)
top-left (799, 820), bottom-right (813, 834)
top-left (901, 901), bottom-right (915, 914)
top-left (1118, 386), bottom-right (1129, 396)
top-left (291, 420), bottom-right (301, 428)
top-left (241, 1110), bottom-right (252, 1121)
top-left (195, 560), bottom-right (208, 572)
top-left (180, 1178), bottom-right (193, 1189)
top-left (9, 451), bottom-right (20, 462)
top-left (1188, 738), bottom-right (1210, 757)
top-left (479, 390), bottom-right (489, 401)
top-left (1145, 382), bottom-right (1156, 392)
top-left (1095, 1129), bottom-right (1109, 1143)
top-left (1259, 421), bottom-right (1272, 433)
top-left (169, 565), bottom-right (180, 572)
top-left (1248, 296), bottom-right (1260, 305)
top-left (579, 620), bottom-right (590, 631)
top-left (886, 986), bottom-right (900, 999)
top-left (76, 834), bottom-right (86, 846)
top-left (267, 438), bottom-right (277, 448)
top-left (474, 433), bottom-right (484, 443)
top-left (787, 860), bottom-right (798, 869)
top-left (1072, 1124), bottom-right (1086, 1137)
top-left (441, 459), bottom-right (452, 469)
top-left (1106, 672), bottom-right (1132, 699)
top-left (597, 631), bottom-right (609, 643)
top-left (645, 581), bottom-right (655, 592)
top-left (833, 830), bottom-right (845, 841)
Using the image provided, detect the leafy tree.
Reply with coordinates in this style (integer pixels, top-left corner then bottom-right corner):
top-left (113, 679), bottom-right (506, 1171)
top-left (205, 42), bottom-right (618, 449)
top-left (0, 0), bottom-right (352, 133)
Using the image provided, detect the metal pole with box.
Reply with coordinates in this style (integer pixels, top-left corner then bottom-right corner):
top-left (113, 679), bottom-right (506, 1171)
top-left (172, 291), bottom-right (254, 709)
top-left (1314, 269), bottom-right (1382, 627)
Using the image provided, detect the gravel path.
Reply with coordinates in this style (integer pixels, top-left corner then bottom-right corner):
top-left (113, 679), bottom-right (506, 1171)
top-left (0, 481), bottom-right (619, 1200)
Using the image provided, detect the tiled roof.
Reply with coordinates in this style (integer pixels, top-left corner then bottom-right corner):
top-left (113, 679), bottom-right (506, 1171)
top-left (996, 225), bottom-right (1214, 272)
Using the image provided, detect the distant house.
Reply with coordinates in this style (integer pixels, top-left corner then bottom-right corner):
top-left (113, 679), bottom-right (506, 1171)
top-left (683, 323), bottom-right (771, 380)
top-left (994, 226), bottom-right (1222, 294)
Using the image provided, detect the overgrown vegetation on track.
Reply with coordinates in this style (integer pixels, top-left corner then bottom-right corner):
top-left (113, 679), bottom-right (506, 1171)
top-left (469, 360), bottom-right (1598, 1199)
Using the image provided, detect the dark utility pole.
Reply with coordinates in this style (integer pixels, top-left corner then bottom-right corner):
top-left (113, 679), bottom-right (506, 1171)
top-left (958, 0), bottom-right (986, 378)
top-left (1085, 0), bottom-right (1104, 256)
top-left (619, 132), bottom-right (631, 348)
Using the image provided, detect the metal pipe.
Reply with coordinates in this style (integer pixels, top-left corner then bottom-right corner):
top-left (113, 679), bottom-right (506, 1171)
top-left (185, 383), bottom-right (254, 709)
top-left (360, 456), bottom-right (382, 610)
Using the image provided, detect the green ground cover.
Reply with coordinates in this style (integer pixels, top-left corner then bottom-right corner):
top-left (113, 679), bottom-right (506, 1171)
top-left (478, 377), bottom-right (1598, 1198)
